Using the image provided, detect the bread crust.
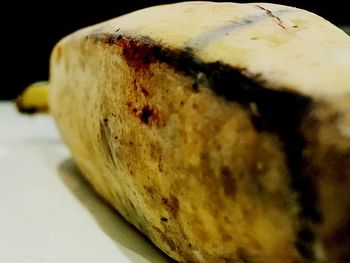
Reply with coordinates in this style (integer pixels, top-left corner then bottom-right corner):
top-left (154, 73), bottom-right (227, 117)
top-left (50, 2), bottom-right (350, 262)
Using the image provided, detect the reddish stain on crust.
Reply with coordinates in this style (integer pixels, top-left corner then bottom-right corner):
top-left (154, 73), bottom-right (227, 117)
top-left (126, 101), bottom-right (160, 126)
top-left (138, 105), bottom-right (159, 125)
top-left (100, 34), bottom-right (157, 77)
top-left (119, 37), bottom-right (156, 71)
top-left (141, 87), bottom-right (150, 97)
top-left (139, 106), bottom-right (154, 124)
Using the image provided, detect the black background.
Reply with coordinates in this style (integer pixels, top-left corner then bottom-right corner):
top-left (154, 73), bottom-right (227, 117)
top-left (1, 0), bottom-right (349, 100)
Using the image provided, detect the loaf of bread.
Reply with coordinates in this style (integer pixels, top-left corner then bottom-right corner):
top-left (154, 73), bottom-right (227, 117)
top-left (49, 2), bottom-right (350, 262)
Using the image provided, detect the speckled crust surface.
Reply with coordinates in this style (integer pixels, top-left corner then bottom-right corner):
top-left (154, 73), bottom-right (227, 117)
top-left (49, 2), bottom-right (350, 262)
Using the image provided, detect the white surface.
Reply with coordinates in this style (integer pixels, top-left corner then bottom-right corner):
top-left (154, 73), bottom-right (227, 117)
top-left (0, 102), bottom-right (171, 263)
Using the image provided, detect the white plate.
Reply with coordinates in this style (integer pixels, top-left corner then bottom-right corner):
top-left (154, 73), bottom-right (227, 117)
top-left (0, 102), bottom-right (172, 263)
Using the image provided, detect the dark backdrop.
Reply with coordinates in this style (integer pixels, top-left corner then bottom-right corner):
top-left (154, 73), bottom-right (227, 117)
top-left (1, 0), bottom-right (349, 100)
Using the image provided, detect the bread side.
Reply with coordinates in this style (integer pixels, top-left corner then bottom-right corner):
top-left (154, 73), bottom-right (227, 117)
top-left (50, 2), bottom-right (350, 262)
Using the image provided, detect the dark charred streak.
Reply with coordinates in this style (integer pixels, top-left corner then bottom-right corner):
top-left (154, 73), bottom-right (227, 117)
top-left (298, 227), bottom-right (314, 242)
top-left (160, 217), bottom-right (168, 222)
top-left (255, 5), bottom-right (286, 29)
top-left (295, 224), bottom-right (317, 258)
top-left (191, 82), bottom-right (199, 92)
top-left (296, 239), bottom-right (313, 259)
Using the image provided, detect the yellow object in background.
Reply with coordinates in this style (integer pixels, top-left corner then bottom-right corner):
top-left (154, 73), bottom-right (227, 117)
top-left (16, 81), bottom-right (49, 113)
